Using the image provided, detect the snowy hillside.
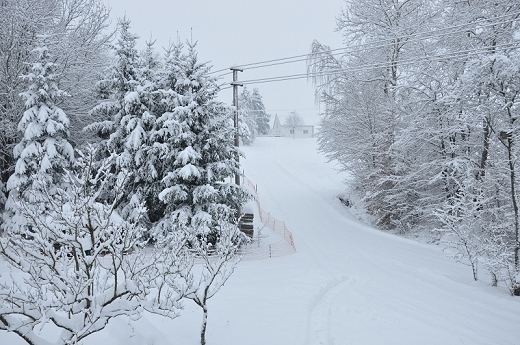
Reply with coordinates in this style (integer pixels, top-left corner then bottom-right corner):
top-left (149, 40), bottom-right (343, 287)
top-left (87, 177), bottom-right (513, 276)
top-left (3, 137), bottom-right (520, 345)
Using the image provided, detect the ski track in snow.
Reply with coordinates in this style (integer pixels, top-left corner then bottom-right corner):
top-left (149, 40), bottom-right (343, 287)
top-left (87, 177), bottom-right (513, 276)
top-left (307, 277), bottom-right (357, 345)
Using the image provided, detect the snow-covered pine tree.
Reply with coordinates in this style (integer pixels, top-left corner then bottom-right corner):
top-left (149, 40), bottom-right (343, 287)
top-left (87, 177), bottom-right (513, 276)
top-left (237, 86), bottom-right (257, 145)
top-left (158, 40), bottom-right (183, 92)
top-left (238, 86), bottom-right (271, 142)
top-left (139, 35), bottom-right (162, 87)
top-left (86, 17), bottom-right (140, 142)
top-left (0, 0), bottom-right (112, 210)
top-left (154, 41), bottom-right (253, 242)
top-left (3, 42), bottom-right (74, 233)
top-left (86, 17), bottom-right (159, 221)
top-left (250, 88), bottom-right (270, 135)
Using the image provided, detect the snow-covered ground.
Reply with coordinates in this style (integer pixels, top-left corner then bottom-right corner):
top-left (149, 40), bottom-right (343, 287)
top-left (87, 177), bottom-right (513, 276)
top-left (3, 137), bottom-right (520, 345)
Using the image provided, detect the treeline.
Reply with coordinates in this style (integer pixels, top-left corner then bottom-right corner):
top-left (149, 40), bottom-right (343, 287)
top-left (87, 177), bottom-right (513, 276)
top-left (308, 0), bottom-right (520, 293)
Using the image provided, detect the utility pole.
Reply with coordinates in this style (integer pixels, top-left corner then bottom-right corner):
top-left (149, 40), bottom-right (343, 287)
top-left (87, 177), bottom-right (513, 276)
top-left (231, 67), bottom-right (243, 185)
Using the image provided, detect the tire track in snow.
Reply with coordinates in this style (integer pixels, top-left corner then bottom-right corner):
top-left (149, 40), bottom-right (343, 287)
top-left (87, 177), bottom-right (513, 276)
top-left (261, 152), bottom-right (363, 345)
top-left (306, 277), bottom-right (358, 345)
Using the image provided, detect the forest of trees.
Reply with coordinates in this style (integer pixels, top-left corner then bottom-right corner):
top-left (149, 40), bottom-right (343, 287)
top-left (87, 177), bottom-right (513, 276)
top-left (308, 0), bottom-right (520, 294)
top-left (0, 1), bottom-right (252, 344)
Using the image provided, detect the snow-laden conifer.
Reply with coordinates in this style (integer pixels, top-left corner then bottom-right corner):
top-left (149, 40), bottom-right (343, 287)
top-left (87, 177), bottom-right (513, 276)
top-left (149, 42), bottom-right (253, 344)
top-left (250, 88), bottom-right (270, 135)
top-left (153, 41), bottom-right (253, 241)
top-left (138, 36), bottom-right (162, 87)
top-left (238, 87), bottom-right (257, 145)
top-left (87, 16), bottom-right (143, 145)
top-left (238, 87), bottom-right (271, 143)
top-left (3, 42), bottom-right (74, 233)
top-left (86, 18), bottom-right (158, 220)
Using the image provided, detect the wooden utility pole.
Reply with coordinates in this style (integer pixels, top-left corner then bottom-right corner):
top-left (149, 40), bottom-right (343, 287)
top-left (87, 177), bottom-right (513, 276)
top-left (230, 67), bottom-right (243, 185)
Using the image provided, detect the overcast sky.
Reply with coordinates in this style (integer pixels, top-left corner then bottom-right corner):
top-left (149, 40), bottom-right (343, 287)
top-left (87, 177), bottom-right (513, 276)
top-left (104, 0), bottom-right (345, 124)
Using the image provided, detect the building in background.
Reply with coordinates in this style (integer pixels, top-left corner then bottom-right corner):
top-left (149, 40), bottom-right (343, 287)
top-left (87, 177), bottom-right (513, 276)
top-left (271, 114), bottom-right (314, 138)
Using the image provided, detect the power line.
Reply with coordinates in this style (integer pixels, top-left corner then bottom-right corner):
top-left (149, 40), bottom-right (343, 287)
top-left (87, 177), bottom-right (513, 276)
top-left (210, 10), bottom-right (520, 75)
top-left (244, 17), bottom-right (520, 72)
top-left (219, 41), bottom-right (519, 89)
top-left (216, 71), bottom-right (233, 78)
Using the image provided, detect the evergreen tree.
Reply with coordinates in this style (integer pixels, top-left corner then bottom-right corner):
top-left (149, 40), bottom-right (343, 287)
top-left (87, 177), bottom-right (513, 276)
top-left (157, 40), bottom-right (184, 96)
top-left (251, 88), bottom-right (270, 135)
top-left (238, 86), bottom-right (256, 145)
top-left (3, 42), bottom-right (74, 231)
top-left (0, 0), bottom-right (112, 203)
top-left (154, 42), bottom-right (252, 241)
top-left (88, 16), bottom-right (142, 137)
top-left (139, 36), bottom-right (161, 86)
top-left (140, 40), bottom-right (186, 222)
top-left (239, 86), bottom-right (270, 137)
top-left (87, 17), bottom-right (158, 220)
top-left (152, 43), bottom-right (252, 343)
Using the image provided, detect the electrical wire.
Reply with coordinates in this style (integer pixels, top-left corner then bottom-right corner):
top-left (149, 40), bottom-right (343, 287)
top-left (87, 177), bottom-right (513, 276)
top-left (219, 41), bottom-right (519, 89)
top-left (245, 17), bottom-right (520, 72)
top-left (210, 10), bottom-right (520, 75)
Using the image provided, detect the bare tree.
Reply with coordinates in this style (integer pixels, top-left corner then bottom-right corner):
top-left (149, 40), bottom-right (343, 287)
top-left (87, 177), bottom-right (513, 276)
top-left (307, 0), bottom-right (520, 291)
top-left (284, 111), bottom-right (304, 139)
top-left (177, 220), bottom-right (245, 345)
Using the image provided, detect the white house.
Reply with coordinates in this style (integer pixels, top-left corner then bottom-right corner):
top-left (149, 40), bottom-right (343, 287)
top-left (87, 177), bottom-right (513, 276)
top-left (271, 114), bottom-right (314, 138)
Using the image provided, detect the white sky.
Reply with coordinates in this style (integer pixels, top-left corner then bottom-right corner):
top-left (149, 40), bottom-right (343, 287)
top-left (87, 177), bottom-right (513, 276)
top-left (104, 0), bottom-right (345, 125)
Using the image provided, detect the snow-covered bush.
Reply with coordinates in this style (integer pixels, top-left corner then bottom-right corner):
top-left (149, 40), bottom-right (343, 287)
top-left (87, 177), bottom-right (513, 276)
top-left (0, 146), bottom-right (190, 345)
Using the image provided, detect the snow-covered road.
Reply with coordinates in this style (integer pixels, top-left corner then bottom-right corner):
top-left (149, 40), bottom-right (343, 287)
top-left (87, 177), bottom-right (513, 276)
top-left (231, 137), bottom-right (520, 345)
top-left (4, 137), bottom-right (520, 345)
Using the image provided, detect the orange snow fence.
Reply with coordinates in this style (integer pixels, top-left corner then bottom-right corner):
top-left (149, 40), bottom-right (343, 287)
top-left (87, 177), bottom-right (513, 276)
top-left (240, 177), bottom-right (296, 260)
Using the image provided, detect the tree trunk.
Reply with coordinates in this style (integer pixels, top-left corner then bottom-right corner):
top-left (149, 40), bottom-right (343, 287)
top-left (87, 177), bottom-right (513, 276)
top-left (478, 117), bottom-right (491, 180)
top-left (507, 136), bottom-right (519, 270)
top-left (200, 304), bottom-right (208, 345)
